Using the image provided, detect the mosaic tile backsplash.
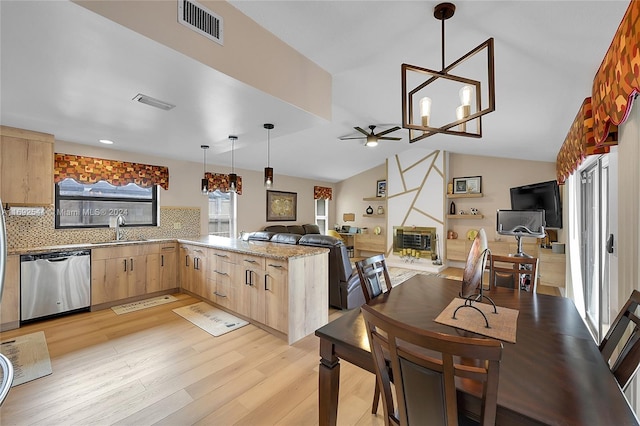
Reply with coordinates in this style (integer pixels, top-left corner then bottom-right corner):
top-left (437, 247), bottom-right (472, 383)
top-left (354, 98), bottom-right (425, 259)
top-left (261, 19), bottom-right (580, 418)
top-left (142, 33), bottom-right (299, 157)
top-left (5, 206), bottom-right (200, 249)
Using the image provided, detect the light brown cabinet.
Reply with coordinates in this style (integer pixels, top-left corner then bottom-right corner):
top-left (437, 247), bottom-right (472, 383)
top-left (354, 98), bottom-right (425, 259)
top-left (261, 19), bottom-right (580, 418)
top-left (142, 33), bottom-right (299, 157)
top-left (236, 253), bottom-right (267, 323)
top-left (445, 240), bottom-right (566, 289)
top-left (179, 244), bottom-right (207, 298)
top-left (207, 248), bottom-right (237, 311)
top-left (146, 242), bottom-right (178, 293)
top-left (0, 126), bottom-right (54, 206)
top-left (264, 259), bottom-right (288, 333)
top-left (91, 245), bottom-right (150, 306)
top-left (354, 233), bottom-right (386, 259)
top-left (0, 255), bottom-right (20, 331)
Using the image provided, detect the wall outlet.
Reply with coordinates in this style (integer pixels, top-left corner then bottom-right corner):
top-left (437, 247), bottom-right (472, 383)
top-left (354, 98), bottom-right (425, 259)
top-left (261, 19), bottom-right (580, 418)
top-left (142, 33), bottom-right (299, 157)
top-left (173, 222), bottom-right (182, 229)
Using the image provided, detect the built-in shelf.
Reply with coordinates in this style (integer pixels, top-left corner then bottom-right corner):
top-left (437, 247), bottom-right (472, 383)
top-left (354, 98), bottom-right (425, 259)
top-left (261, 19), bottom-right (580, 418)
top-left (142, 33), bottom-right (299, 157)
top-left (446, 193), bottom-right (483, 199)
top-left (363, 214), bottom-right (385, 218)
top-left (363, 196), bottom-right (386, 202)
top-left (447, 214), bottom-right (485, 219)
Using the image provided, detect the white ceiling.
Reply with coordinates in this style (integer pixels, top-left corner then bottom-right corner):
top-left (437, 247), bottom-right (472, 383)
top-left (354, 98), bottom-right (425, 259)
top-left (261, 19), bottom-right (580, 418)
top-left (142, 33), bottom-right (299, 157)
top-left (0, 1), bottom-right (629, 183)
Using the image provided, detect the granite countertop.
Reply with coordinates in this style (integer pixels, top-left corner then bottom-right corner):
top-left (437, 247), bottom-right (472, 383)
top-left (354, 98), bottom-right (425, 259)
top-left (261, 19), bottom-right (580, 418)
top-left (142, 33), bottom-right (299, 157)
top-left (8, 235), bottom-right (328, 260)
top-left (178, 235), bottom-right (329, 260)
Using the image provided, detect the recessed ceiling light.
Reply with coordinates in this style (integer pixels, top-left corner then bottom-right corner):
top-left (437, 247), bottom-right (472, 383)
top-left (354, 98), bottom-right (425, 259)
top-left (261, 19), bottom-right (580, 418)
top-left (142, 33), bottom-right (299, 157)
top-left (99, 139), bottom-right (114, 145)
top-left (132, 93), bottom-right (176, 111)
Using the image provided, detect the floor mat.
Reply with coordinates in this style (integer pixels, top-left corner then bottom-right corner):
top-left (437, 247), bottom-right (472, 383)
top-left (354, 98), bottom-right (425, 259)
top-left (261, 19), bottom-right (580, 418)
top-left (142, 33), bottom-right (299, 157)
top-left (172, 302), bottom-right (249, 337)
top-left (0, 331), bottom-right (52, 386)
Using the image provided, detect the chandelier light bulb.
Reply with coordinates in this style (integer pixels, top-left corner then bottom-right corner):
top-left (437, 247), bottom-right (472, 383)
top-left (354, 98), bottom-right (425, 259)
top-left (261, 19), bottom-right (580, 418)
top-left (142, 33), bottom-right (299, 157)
top-left (419, 97), bottom-right (432, 127)
top-left (459, 85), bottom-right (472, 106)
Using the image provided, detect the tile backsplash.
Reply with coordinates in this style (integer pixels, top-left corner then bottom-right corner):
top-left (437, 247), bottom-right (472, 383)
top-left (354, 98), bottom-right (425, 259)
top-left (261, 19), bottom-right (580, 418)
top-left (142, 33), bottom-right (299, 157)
top-left (5, 206), bottom-right (200, 249)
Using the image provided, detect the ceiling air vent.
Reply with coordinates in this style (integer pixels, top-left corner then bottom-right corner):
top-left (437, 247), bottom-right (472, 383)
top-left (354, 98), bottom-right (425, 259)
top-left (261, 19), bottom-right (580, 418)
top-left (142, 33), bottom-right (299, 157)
top-left (178, 0), bottom-right (224, 46)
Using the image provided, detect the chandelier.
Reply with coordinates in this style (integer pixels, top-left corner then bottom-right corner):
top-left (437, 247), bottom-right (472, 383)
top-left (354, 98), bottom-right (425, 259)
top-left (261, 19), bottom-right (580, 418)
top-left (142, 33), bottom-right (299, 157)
top-left (401, 2), bottom-right (495, 142)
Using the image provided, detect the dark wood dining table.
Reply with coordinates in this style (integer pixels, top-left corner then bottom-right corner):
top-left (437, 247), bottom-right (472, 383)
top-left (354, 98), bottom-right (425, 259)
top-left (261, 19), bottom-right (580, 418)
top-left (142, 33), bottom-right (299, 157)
top-left (315, 274), bottom-right (639, 425)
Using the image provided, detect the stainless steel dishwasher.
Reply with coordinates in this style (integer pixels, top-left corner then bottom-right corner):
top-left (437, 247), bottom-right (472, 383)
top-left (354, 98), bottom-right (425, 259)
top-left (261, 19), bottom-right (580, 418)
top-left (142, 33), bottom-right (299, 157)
top-left (20, 250), bottom-right (91, 322)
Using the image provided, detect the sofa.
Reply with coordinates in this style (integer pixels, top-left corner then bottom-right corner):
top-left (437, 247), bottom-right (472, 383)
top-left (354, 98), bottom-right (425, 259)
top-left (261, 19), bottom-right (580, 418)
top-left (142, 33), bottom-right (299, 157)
top-left (245, 226), bottom-right (365, 310)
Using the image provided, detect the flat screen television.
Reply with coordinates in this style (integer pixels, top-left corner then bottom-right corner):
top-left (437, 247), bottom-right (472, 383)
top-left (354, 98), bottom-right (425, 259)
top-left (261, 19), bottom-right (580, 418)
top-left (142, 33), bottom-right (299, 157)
top-left (510, 180), bottom-right (562, 228)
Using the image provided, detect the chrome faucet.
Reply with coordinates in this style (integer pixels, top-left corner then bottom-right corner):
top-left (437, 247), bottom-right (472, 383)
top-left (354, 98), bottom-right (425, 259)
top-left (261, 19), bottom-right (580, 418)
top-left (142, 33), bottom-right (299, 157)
top-left (115, 214), bottom-right (126, 241)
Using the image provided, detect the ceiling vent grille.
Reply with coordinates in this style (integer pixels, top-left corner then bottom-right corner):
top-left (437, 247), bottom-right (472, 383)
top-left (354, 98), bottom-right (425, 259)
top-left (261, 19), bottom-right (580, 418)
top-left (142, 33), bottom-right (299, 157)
top-left (178, 0), bottom-right (223, 45)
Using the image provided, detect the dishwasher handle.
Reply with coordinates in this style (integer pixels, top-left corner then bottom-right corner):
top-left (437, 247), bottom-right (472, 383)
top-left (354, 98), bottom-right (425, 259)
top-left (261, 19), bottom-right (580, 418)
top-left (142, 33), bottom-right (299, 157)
top-left (46, 257), bottom-right (71, 263)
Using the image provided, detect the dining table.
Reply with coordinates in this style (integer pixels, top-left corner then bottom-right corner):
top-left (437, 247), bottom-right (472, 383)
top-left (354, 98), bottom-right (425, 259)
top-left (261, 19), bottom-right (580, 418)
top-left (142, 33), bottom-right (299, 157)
top-left (315, 273), bottom-right (639, 425)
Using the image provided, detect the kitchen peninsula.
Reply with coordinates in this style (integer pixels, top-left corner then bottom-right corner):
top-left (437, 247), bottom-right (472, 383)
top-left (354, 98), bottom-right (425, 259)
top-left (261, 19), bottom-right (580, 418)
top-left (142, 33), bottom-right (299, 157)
top-left (5, 236), bottom-right (329, 345)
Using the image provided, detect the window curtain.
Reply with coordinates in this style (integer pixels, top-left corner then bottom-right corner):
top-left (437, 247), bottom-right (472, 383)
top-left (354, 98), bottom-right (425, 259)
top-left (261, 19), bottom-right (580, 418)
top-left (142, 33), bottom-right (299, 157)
top-left (314, 186), bottom-right (332, 200)
top-left (54, 153), bottom-right (169, 190)
top-left (204, 172), bottom-right (242, 195)
top-left (591, 0), bottom-right (640, 146)
top-left (556, 98), bottom-right (618, 184)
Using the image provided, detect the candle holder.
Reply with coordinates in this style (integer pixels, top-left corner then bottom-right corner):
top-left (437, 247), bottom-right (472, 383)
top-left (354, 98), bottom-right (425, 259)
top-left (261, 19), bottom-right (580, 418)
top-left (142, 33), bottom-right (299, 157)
top-left (399, 249), bottom-right (420, 264)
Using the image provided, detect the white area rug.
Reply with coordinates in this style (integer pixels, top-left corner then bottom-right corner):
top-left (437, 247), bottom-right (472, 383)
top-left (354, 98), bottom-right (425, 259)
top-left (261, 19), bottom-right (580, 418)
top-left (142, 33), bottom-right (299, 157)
top-left (0, 331), bottom-right (52, 386)
top-left (173, 302), bottom-right (249, 337)
top-left (111, 294), bottom-right (179, 315)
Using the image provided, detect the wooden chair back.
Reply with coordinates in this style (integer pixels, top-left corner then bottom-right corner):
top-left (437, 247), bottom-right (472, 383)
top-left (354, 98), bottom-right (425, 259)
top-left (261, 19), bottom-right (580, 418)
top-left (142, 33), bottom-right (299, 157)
top-left (599, 289), bottom-right (640, 391)
top-left (361, 304), bottom-right (503, 426)
top-left (356, 254), bottom-right (391, 303)
top-left (488, 254), bottom-right (539, 293)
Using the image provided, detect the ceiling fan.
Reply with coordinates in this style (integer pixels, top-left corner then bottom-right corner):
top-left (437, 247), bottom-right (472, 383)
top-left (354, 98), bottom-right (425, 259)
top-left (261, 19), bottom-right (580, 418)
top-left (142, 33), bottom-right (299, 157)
top-left (339, 125), bottom-right (402, 147)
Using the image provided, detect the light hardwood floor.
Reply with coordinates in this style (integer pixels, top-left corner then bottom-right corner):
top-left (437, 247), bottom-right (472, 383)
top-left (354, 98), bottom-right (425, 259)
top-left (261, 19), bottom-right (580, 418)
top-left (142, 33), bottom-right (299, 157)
top-left (0, 294), bottom-right (384, 426)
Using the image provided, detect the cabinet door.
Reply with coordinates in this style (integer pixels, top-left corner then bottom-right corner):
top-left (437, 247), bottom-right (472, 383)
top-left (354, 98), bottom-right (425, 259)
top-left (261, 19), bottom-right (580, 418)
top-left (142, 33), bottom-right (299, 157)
top-left (92, 257), bottom-right (129, 305)
top-left (159, 244), bottom-right (177, 290)
top-left (446, 239), bottom-right (469, 261)
top-left (0, 255), bottom-right (20, 330)
top-left (179, 246), bottom-right (193, 291)
top-left (127, 254), bottom-right (147, 298)
top-left (0, 126), bottom-right (54, 205)
top-left (237, 254), bottom-right (266, 322)
top-left (265, 259), bottom-right (288, 333)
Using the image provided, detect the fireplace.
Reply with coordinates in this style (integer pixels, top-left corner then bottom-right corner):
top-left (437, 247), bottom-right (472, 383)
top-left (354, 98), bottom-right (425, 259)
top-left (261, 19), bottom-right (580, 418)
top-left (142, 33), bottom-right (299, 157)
top-left (393, 226), bottom-right (436, 258)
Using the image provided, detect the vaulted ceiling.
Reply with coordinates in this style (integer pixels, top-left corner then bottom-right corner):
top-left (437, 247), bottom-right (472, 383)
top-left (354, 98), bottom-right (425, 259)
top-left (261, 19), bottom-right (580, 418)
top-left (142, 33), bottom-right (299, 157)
top-left (0, 1), bottom-right (629, 182)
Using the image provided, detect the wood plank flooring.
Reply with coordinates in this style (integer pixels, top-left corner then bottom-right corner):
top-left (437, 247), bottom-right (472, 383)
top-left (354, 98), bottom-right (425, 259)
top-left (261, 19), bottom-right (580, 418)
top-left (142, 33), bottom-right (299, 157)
top-left (0, 294), bottom-right (383, 426)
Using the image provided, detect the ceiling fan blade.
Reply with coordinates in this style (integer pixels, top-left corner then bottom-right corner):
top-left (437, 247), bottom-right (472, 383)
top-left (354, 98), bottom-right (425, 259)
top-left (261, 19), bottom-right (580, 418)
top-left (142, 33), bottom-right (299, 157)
top-left (374, 126), bottom-right (401, 137)
top-left (379, 136), bottom-right (402, 141)
top-left (339, 136), bottom-right (366, 140)
top-left (354, 127), bottom-right (369, 136)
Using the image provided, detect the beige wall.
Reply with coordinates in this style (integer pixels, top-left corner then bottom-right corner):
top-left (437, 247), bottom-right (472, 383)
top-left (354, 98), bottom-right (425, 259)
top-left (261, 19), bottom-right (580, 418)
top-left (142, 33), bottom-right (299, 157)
top-left (334, 163), bottom-right (386, 232)
top-left (448, 153), bottom-right (560, 243)
top-left (55, 141), bottom-right (334, 237)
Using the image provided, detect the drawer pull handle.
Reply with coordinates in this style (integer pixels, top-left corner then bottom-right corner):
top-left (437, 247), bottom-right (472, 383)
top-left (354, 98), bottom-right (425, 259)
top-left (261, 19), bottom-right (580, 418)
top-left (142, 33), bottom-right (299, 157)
top-left (244, 259), bottom-right (258, 264)
top-left (215, 270), bottom-right (228, 276)
top-left (268, 263), bottom-right (283, 269)
top-left (213, 291), bottom-right (227, 298)
top-left (215, 253), bottom-right (228, 258)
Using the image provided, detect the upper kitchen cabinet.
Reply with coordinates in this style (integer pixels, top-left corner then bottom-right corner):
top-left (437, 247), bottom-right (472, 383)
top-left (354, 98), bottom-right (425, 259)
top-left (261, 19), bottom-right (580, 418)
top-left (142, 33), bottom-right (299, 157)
top-left (0, 125), bottom-right (54, 206)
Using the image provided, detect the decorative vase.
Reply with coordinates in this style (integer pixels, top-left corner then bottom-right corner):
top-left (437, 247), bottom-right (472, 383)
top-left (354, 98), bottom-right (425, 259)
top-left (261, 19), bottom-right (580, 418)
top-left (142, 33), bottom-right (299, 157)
top-left (449, 201), bottom-right (456, 215)
top-left (377, 205), bottom-right (384, 215)
top-left (366, 205), bottom-right (373, 215)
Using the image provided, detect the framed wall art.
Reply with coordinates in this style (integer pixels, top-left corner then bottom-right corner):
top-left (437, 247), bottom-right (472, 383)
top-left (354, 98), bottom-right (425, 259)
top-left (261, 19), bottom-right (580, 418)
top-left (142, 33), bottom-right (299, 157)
top-left (377, 179), bottom-right (387, 197)
top-left (266, 190), bottom-right (297, 221)
top-left (453, 176), bottom-right (482, 194)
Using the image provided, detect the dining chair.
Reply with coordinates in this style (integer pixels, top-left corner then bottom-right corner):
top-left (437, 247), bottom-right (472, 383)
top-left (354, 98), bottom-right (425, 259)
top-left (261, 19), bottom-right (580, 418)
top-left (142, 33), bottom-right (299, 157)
top-left (361, 304), bottom-right (503, 426)
top-left (487, 253), bottom-right (539, 293)
top-left (355, 254), bottom-right (392, 303)
top-left (599, 289), bottom-right (640, 391)
top-left (355, 253), bottom-right (393, 413)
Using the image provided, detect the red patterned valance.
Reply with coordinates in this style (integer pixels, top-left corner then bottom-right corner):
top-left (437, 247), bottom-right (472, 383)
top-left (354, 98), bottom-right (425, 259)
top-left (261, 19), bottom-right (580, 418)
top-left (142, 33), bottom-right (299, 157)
top-left (205, 172), bottom-right (243, 195)
top-left (314, 186), bottom-right (332, 200)
top-left (54, 153), bottom-right (169, 190)
top-left (557, 98), bottom-right (618, 184)
top-left (592, 0), bottom-right (640, 145)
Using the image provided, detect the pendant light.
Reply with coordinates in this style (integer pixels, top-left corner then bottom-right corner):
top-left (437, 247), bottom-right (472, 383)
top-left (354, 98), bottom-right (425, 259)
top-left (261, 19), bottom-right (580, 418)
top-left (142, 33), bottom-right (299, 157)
top-left (264, 123), bottom-right (274, 188)
top-left (200, 144), bottom-right (209, 195)
top-left (228, 135), bottom-right (238, 193)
